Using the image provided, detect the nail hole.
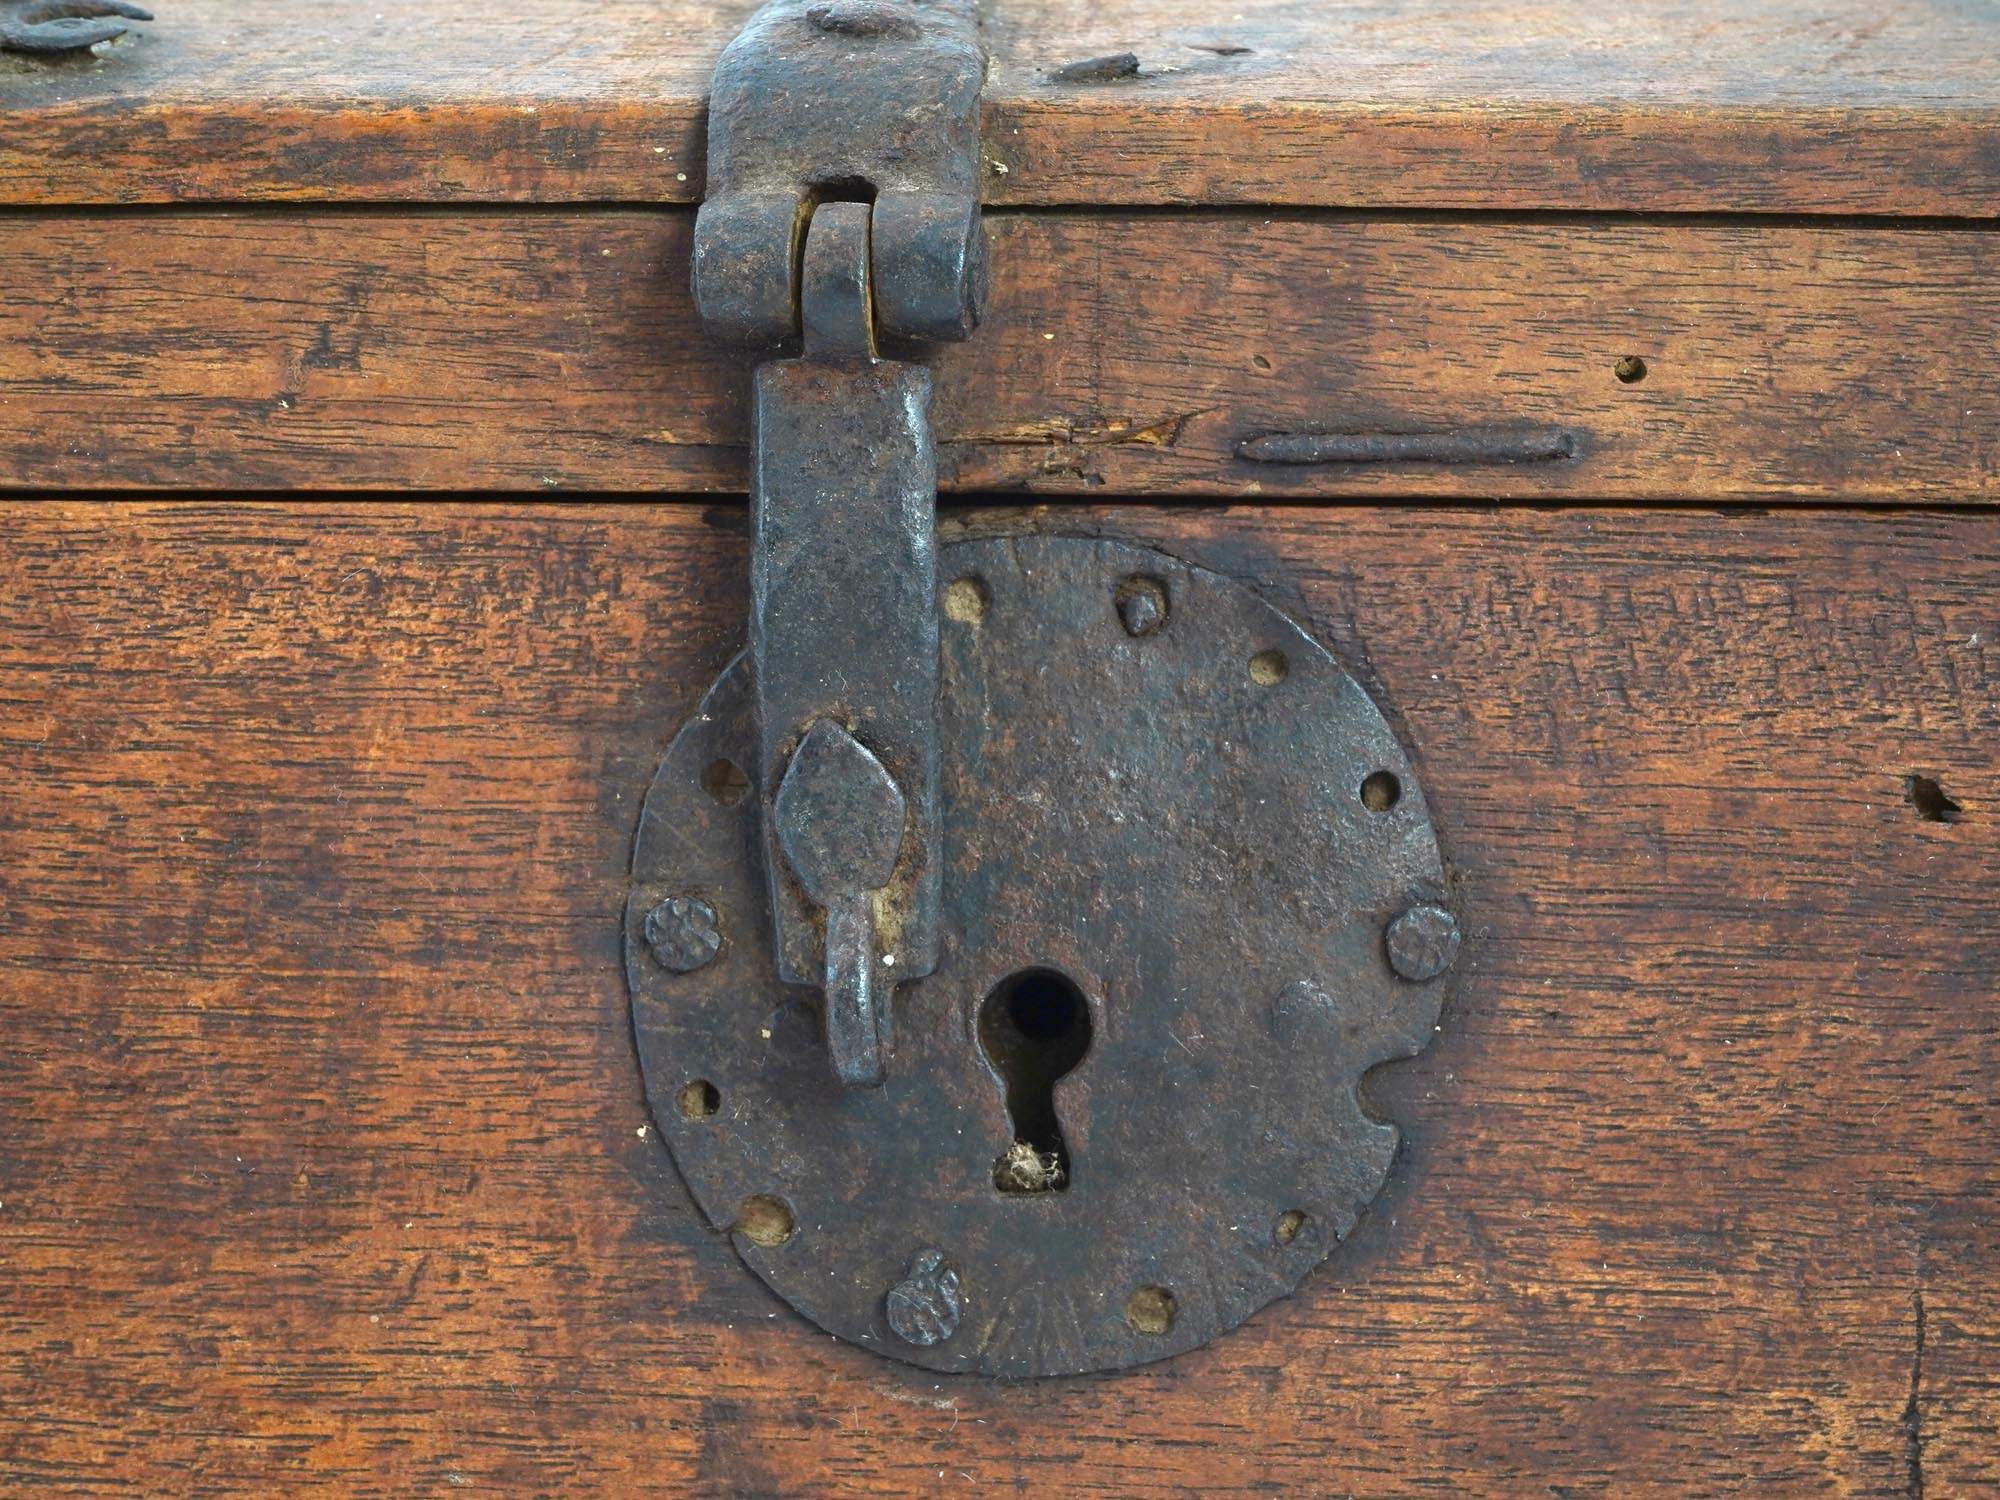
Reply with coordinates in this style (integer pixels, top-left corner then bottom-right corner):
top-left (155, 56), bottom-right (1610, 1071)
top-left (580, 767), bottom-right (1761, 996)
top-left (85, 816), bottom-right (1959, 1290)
top-left (678, 1079), bottom-right (721, 1119)
top-left (1276, 1209), bottom-right (1309, 1245)
top-left (981, 968), bottom-right (1092, 1194)
top-left (1251, 353), bottom-right (1273, 370)
top-left (1614, 354), bottom-right (1648, 385)
top-left (1360, 771), bottom-right (1402, 813)
top-left (1905, 774), bottom-right (1962, 824)
top-left (734, 1195), bottom-right (795, 1247)
top-left (1126, 1285), bottom-right (1176, 1336)
top-left (1249, 649), bottom-right (1289, 686)
top-left (943, 575), bottom-right (990, 625)
top-left (700, 757), bottom-right (750, 806)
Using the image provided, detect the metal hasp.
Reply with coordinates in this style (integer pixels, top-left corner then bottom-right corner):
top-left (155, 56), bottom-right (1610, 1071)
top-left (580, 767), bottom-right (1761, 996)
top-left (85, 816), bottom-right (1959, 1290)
top-left (692, 0), bottom-right (987, 1088)
top-left (0, 0), bottom-right (151, 52)
top-left (636, 0), bottom-right (1463, 1378)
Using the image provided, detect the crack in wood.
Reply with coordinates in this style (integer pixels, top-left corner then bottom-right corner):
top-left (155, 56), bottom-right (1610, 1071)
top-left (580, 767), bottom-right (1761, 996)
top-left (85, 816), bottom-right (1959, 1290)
top-left (955, 409), bottom-right (1213, 449)
top-left (1902, 1286), bottom-right (1926, 1500)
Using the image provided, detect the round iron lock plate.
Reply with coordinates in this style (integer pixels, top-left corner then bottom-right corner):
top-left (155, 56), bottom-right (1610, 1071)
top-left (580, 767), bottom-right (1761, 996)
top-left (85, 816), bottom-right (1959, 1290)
top-left (627, 534), bottom-right (1454, 1376)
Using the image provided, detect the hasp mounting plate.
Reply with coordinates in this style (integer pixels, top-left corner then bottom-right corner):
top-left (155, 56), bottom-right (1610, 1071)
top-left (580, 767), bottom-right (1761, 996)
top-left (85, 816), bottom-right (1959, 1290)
top-left (626, 532), bottom-right (1455, 1377)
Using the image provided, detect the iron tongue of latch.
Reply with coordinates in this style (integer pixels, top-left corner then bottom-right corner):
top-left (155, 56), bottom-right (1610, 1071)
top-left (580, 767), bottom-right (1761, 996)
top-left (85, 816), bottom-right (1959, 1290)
top-left (690, 0), bottom-right (988, 1088)
top-left (752, 201), bottom-right (943, 1091)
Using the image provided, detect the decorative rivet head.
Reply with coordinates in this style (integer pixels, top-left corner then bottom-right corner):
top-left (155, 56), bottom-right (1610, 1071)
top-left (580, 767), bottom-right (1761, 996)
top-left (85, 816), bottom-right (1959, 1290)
top-left (1385, 903), bottom-right (1460, 982)
top-left (645, 895), bottom-right (722, 973)
top-left (806, 0), bottom-right (917, 38)
top-left (885, 1248), bottom-right (961, 1346)
top-left (1270, 977), bottom-right (1335, 1041)
top-left (1116, 576), bottom-right (1168, 637)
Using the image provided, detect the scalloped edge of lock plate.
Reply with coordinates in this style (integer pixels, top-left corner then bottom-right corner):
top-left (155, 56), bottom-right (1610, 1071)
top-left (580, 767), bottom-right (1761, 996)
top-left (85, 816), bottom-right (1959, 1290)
top-left (624, 531), bottom-right (1459, 1377)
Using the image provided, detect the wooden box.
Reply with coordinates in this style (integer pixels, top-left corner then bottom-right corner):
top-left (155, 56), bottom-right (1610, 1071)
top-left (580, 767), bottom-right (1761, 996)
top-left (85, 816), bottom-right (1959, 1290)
top-left (0, 1), bottom-right (1995, 1493)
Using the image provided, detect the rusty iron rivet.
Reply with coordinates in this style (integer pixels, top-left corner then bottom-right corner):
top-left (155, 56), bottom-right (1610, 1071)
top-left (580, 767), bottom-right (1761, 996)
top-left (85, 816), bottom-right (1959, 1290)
top-left (1116, 577), bottom-right (1167, 637)
top-left (1386, 903), bottom-right (1461, 983)
top-left (806, 0), bottom-right (917, 38)
top-left (645, 895), bottom-right (722, 973)
top-left (0, 0), bottom-right (151, 53)
top-left (1118, 590), bottom-right (1163, 637)
top-left (1050, 51), bottom-right (1141, 84)
top-left (885, 1248), bottom-right (962, 1345)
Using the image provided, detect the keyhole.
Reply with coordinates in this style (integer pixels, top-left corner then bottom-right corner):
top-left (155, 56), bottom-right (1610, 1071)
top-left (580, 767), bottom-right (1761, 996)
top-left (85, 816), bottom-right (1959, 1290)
top-left (979, 968), bottom-right (1093, 1194)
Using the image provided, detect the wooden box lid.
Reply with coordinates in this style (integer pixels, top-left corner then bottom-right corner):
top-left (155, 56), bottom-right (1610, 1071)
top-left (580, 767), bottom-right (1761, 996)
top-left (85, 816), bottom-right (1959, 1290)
top-left (3, 0), bottom-right (1998, 214)
top-left (2, 2), bottom-right (1997, 504)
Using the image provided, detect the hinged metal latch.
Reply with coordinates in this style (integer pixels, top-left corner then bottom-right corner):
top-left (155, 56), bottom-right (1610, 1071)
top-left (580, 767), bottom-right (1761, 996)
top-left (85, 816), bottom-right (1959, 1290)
top-left (0, 0), bottom-right (153, 53)
top-left (691, 0), bottom-right (987, 1088)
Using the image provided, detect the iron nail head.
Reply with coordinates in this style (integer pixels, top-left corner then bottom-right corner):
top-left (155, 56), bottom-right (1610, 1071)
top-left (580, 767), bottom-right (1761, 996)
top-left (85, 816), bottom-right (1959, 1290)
top-left (645, 895), bottom-right (722, 973)
top-left (1116, 577), bottom-right (1168, 637)
top-left (1386, 903), bottom-right (1460, 982)
top-left (885, 1248), bottom-right (962, 1346)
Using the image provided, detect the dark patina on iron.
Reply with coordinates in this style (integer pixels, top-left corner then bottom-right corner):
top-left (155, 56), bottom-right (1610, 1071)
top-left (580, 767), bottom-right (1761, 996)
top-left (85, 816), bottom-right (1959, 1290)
top-left (698, 0), bottom-right (988, 1089)
top-left (692, 0), bottom-right (987, 348)
top-left (628, 534), bottom-right (1458, 1377)
top-left (1239, 425), bottom-right (1580, 466)
top-left (640, 0), bottom-right (1458, 1377)
top-left (1049, 52), bottom-right (1142, 84)
top-left (0, 0), bottom-right (150, 52)
top-left (750, 201), bottom-right (945, 1088)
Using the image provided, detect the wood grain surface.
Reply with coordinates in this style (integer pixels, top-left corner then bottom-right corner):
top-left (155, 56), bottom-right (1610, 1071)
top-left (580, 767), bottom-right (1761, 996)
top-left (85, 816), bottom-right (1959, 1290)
top-left (0, 0), bottom-right (1996, 213)
top-left (5, 211), bottom-right (1998, 502)
top-left (0, 500), bottom-right (1993, 1497)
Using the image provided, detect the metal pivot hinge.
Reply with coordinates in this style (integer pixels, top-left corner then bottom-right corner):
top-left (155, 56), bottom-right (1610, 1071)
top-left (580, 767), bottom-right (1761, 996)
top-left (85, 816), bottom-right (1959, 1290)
top-left (692, 0), bottom-right (988, 1088)
top-left (0, 0), bottom-right (152, 52)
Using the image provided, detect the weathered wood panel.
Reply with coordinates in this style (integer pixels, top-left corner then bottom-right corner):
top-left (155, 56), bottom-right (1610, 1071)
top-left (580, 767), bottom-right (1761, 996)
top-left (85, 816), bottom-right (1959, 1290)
top-left (0, 0), bottom-right (1995, 213)
top-left (0, 501), bottom-right (1992, 1496)
top-left (5, 213), bottom-right (1998, 502)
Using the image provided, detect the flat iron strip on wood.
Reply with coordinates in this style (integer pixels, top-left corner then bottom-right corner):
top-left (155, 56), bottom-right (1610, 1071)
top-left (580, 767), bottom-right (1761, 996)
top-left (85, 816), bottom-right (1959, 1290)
top-left (0, 0), bottom-right (1996, 213)
top-left (0, 501), bottom-right (1993, 1497)
top-left (2, 212), bottom-right (1996, 501)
